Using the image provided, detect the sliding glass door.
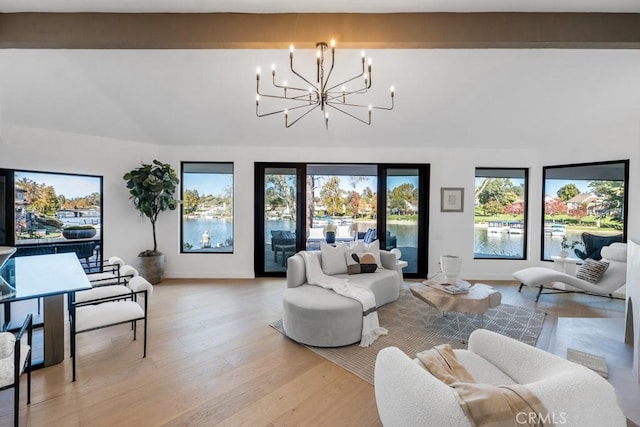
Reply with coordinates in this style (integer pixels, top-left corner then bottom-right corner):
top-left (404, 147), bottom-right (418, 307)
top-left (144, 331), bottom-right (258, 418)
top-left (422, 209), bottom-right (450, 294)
top-left (255, 164), bottom-right (305, 275)
top-left (255, 163), bottom-right (429, 278)
top-left (380, 165), bottom-right (429, 276)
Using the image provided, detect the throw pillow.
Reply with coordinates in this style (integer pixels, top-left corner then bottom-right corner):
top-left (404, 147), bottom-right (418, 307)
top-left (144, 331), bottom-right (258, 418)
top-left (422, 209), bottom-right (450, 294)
top-left (356, 253), bottom-right (378, 273)
top-left (364, 239), bottom-right (383, 269)
top-left (345, 251), bottom-right (361, 274)
top-left (320, 242), bottom-right (348, 275)
top-left (576, 258), bottom-right (610, 283)
top-left (345, 244), bottom-right (364, 274)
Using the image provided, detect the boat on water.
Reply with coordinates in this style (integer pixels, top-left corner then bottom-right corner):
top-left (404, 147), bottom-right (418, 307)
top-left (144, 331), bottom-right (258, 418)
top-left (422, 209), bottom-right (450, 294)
top-left (487, 221), bottom-right (509, 233)
top-left (508, 221), bottom-right (525, 234)
top-left (544, 223), bottom-right (566, 236)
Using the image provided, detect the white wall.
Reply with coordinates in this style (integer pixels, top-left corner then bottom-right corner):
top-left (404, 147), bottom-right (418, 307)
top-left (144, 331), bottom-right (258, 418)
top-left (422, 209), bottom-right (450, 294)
top-left (2, 122), bottom-right (637, 280)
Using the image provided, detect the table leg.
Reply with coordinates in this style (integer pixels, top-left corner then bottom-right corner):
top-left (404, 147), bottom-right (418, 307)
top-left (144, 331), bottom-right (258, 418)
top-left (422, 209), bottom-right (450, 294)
top-left (43, 294), bottom-right (65, 367)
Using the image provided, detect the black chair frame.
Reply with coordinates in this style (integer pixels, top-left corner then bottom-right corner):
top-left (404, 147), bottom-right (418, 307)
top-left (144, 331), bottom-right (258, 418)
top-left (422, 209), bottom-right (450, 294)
top-left (0, 313), bottom-right (32, 427)
top-left (70, 290), bottom-right (148, 382)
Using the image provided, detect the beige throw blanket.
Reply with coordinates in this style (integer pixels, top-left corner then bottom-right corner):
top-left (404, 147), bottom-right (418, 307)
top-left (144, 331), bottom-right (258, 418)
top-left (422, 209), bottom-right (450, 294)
top-left (300, 251), bottom-right (387, 347)
top-left (417, 344), bottom-right (548, 427)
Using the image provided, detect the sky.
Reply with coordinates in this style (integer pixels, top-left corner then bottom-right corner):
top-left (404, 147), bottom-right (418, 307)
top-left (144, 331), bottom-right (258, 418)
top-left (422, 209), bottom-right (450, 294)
top-left (183, 173), bottom-right (233, 196)
top-left (16, 171), bottom-right (100, 198)
top-left (544, 179), bottom-right (591, 198)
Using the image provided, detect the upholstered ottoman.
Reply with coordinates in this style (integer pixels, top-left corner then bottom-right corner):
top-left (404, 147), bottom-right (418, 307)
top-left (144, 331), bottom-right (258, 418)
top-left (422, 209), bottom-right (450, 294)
top-left (283, 284), bottom-right (362, 347)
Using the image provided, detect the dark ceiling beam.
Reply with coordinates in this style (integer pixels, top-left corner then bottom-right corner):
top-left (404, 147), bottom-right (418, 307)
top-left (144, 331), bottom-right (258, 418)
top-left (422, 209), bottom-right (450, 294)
top-left (1, 12), bottom-right (640, 49)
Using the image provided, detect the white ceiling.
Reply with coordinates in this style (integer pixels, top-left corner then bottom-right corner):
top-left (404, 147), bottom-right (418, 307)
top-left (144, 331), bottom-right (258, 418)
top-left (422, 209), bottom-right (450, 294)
top-left (1, 2), bottom-right (639, 150)
top-left (1, 0), bottom-right (640, 13)
top-left (2, 48), bottom-right (639, 149)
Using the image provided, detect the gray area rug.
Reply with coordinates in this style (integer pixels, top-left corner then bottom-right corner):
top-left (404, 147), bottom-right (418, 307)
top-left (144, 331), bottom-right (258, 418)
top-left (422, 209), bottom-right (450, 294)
top-left (270, 287), bottom-right (546, 384)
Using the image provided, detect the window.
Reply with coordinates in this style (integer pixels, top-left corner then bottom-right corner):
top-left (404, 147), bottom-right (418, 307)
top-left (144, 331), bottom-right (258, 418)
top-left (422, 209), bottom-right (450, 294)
top-left (474, 168), bottom-right (528, 259)
top-left (0, 169), bottom-right (103, 264)
top-left (542, 160), bottom-right (628, 260)
top-left (181, 162), bottom-right (234, 253)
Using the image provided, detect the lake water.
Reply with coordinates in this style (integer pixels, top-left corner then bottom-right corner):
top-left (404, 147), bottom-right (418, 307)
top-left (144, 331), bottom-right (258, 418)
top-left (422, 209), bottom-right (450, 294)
top-left (183, 218), bottom-right (234, 249)
top-left (474, 227), bottom-right (585, 259)
top-left (184, 217), bottom-right (585, 259)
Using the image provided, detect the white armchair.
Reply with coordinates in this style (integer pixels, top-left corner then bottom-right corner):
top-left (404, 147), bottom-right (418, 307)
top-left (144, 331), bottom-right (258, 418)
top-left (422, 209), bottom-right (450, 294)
top-left (374, 329), bottom-right (625, 427)
top-left (70, 276), bottom-right (153, 382)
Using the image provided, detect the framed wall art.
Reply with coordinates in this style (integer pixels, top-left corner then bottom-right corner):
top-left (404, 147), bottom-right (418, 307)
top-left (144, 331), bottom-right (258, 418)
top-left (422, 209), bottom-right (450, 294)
top-left (440, 187), bottom-right (464, 212)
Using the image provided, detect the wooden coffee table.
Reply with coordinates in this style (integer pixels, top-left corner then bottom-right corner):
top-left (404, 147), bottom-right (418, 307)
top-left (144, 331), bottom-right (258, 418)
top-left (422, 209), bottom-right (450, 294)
top-left (410, 280), bottom-right (502, 341)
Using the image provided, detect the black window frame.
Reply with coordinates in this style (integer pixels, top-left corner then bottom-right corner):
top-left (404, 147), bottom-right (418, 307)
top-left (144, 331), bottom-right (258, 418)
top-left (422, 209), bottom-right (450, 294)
top-left (541, 159), bottom-right (629, 261)
top-left (180, 161), bottom-right (235, 254)
top-left (474, 167), bottom-right (529, 261)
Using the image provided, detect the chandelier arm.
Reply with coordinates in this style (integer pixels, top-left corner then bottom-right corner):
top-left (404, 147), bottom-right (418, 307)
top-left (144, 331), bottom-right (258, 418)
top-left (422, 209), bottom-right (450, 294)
top-left (325, 62), bottom-right (365, 92)
top-left (290, 63), bottom-right (318, 92)
top-left (258, 92), bottom-right (319, 103)
top-left (286, 103), bottom-right (321, 128)
top-left (257, 101), bottom-right (320, 118)
top-left (325, 88), bottom-right (369, 102)
top-left (271, 75), bottom-right (311, 93)
top-left (327, 98), bottom-right (394, 111)
top-left (323, 52), bottom-right (336, 92)
top-left (326, 103), bottom-right (371, 126)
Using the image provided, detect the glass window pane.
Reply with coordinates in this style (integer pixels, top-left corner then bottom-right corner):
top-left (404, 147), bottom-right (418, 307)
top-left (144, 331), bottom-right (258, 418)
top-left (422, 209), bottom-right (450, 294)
top-left (181, 162), bottom-right (234, 253)
top-left (264, 167), bottom-right (297, 273)
top-left (306, 165), bottom-right (377, 250)
top-left (542, 161), bottom-right (627, 261)
top-left (474, 168), bottom-right (527, 259)
top-left (387, 169), bottom-right (419, 273)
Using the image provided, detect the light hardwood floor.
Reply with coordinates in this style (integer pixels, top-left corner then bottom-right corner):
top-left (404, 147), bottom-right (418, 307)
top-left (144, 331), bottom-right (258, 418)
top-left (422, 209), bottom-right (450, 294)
top-left (0, 278), bottom-right (632, 426)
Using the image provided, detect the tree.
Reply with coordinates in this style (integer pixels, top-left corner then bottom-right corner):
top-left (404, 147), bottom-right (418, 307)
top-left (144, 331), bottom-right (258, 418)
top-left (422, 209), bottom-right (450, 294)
top-left (589, 180), bottom-right (624, 217)
top-left (31, 185), bottom-right (59, 216)
top-left (545, 198), bottom-right (568, 217)
top-left (557, 183), bottom-right (580, 201)
top-left (483, 200), bottom-right (504, 216)
top-left (320, 176), bottom-right (345, 216)
top-left (183, 189), bottom-right (200, 214)
top-left (503, 201), bottom-right (524, 216)
top-left (123, 160), bottom-right (180, 255)
top-left (347, 191), bottom-right (360, 217)
top-left (388, 183), bottom-right (417, 215)
top-left (572, 203), bottom-right (588, 225)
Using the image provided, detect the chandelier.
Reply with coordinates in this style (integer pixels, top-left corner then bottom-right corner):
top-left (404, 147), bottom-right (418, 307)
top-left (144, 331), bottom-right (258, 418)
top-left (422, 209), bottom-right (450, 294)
top-left (255, 40), bottom-right (394, 129)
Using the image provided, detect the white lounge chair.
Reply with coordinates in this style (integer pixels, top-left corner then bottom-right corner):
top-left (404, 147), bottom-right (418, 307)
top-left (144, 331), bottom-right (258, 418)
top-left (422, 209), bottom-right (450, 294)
top-left (513, 243), bottom-right (627, 302)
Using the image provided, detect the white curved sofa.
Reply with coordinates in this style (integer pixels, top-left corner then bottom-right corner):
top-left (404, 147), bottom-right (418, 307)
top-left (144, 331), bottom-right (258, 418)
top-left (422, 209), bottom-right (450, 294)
top-left (284, 250), bottom-right (400, 347)
top-left (374, 329), bottom-right (626, 427)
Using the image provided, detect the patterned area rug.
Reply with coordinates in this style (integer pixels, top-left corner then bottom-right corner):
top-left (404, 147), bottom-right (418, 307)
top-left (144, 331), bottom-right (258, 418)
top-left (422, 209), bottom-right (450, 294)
top-left (270, 287), bottom-right (546, 385)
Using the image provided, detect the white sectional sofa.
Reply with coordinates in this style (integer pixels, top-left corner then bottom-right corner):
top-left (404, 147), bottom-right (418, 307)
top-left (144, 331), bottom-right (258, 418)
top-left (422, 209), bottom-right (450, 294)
top-left (284, 247), bottom-right (401, 347)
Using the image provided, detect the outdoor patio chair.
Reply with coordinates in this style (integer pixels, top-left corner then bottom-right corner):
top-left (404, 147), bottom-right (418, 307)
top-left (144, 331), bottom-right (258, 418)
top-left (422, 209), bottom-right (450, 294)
top-left (574, 232), bottom-right (624, 260)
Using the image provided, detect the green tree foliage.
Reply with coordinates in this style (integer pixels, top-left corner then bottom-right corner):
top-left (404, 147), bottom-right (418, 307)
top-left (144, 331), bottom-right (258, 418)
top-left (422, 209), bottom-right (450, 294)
top-left (183, 189), bottom-right (200, 214)
top-left (483, 200), bottom-right (504, 216)
top-left (265, 174), bottom-right (296, 220)
top-left (589, 180), bottom-right (624, 217)
top-left (31, 185), bottom-right (60, 216)
top-left (557, 183), bottom-right (580, 201)
top-left (320, 176), bottom-right (345, 216)
top-left (477, 178), bottom-right (522, 206)
top-left (123, 160), bottom-right (180, 255)
top-left (388, 183), bottom-right (418, 214)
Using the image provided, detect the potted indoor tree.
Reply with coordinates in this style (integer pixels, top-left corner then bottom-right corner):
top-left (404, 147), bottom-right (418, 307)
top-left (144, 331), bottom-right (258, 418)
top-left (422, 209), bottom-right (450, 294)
top-left (123, 160), bottom-right (179, 284)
